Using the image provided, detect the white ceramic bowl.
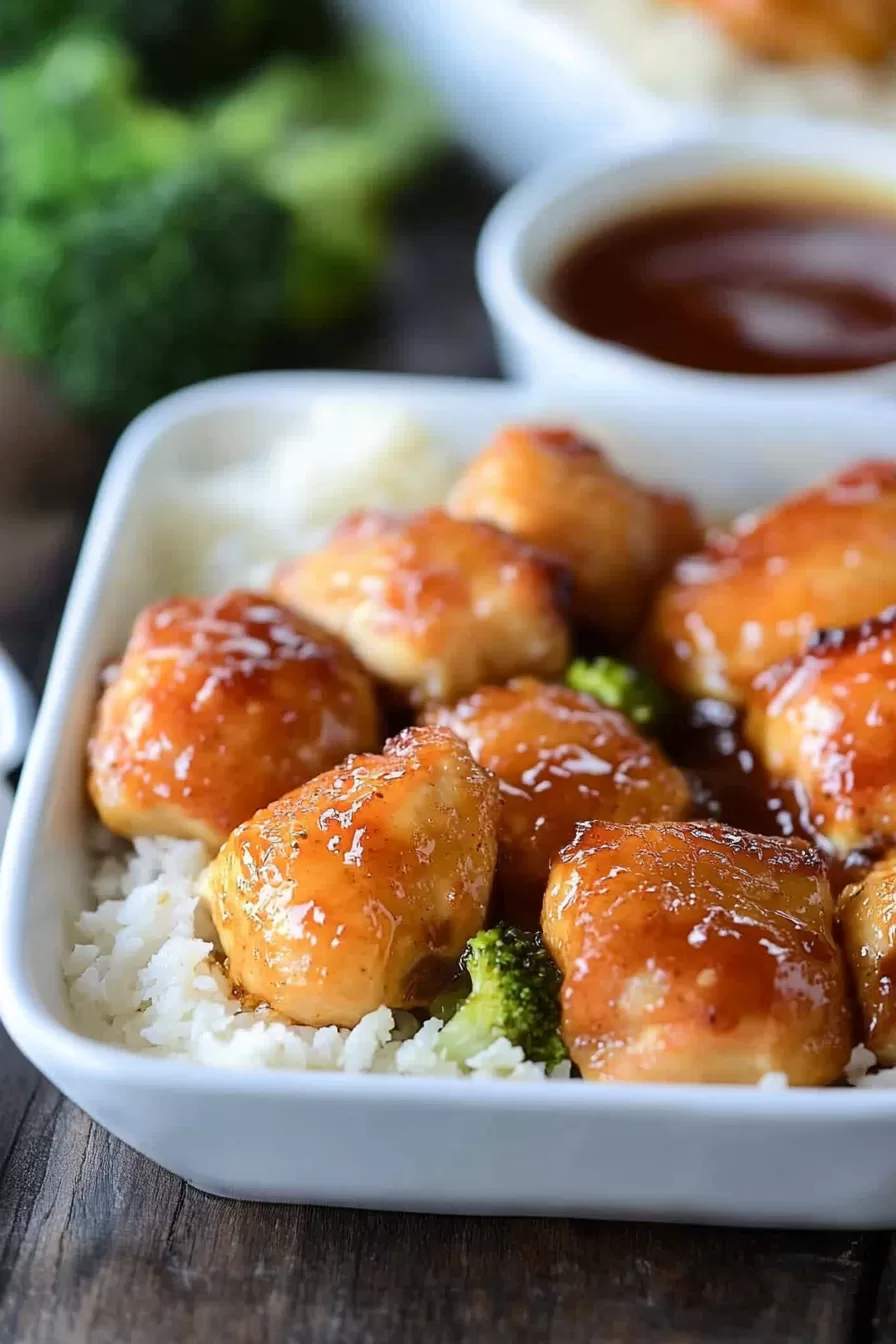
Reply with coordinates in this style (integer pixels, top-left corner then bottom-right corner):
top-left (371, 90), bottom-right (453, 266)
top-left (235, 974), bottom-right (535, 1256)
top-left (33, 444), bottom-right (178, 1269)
top-left (338, 0), bottom-right (673, 180)
top-left (5, 372), bottom-right (896, 1225)
top-left (477, 126), bottom-right (896, 397)
top-left (343, 0), bottom-right (896, 182)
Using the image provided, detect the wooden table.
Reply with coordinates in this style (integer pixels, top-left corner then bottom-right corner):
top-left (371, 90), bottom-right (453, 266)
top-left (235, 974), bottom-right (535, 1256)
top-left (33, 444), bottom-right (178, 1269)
top-left (2, 156), bottom-right (895, 1344)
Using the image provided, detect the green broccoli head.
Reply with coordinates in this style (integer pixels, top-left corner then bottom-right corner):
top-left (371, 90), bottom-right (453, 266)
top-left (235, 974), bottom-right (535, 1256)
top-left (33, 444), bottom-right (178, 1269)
top-left (205, 43), bottom-right (441, 325)
top-left (0, 29), bottom-right (441, 421)
top-left (0, 0), bottom-right (74, 64)
top-left (0, 32), bottom-right (193, 216)
top-left (566, 656), bottom-right (670, 730)
top-left (0, 162), bottom-right (294, 427)
top-left (436, 925), bottom-right (567, 1072)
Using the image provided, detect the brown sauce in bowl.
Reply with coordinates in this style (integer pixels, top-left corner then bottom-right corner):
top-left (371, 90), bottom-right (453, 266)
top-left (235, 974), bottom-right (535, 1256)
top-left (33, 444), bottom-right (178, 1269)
top-left (548, 195), bottom-right (896, 377)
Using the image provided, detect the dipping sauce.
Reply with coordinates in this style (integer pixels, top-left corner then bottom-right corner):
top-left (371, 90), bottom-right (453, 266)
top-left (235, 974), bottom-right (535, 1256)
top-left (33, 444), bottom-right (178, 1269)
top-left (548, 195), bottom-right (896, 376)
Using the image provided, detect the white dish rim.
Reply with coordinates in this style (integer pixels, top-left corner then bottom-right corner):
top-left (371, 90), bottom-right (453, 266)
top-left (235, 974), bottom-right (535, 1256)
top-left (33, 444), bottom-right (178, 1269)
top-left (476, 126), bottom-right (896, 394)
top-left (2, 369), bottom-right (895, 1115)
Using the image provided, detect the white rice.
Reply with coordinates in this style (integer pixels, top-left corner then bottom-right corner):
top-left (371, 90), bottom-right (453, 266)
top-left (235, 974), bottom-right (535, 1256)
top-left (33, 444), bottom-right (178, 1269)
top-left (156, 399), bottom-right (459, 595)
top-left (66, 835), bottom-right (562, 1079)
top-left (67, 401), bottom-right (563, 1076)
top-left (527, 0), bottom-right (896, 125)
top-left (65, 835), bottom-right (896, 1086)
top-left (65, 396), bottom-right (896, 1086)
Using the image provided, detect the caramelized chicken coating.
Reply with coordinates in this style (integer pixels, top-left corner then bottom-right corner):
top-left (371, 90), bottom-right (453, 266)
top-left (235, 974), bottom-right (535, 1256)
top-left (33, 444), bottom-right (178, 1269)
top-left (838, 851), bottom-right (896, 1064)
top-left (426, 678), bottom-right (690, 930)
top-left (200, 726), bottom-right (500, 1028)
top-left (88, 591), bottom-right (380, 851)
top-left (745, 609), bottom-right (896, 855)
top-left (447, 426), bottom-right (701, 640)
top-left (646, 460), bottom-right (896, 705)
top-left (542, 821), bottom-right (852, 1084)
top-left (674, 0), bottom-right (896, 63)
top-left (272, 508), bottom-right (571, 706)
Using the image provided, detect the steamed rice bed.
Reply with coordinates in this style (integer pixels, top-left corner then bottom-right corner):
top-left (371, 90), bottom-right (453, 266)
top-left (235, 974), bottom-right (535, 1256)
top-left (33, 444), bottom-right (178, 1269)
top-left (66, 403), bottom-right (564, 1079)
top-left (530, 0), bottom-right (896, 125)
top-left (65, 400), bottom-right (894, 1085)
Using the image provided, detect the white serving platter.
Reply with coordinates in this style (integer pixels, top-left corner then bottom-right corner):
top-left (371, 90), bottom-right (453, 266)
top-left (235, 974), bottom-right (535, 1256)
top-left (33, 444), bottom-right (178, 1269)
top-left (3, 372), bottom-right (896, 1227)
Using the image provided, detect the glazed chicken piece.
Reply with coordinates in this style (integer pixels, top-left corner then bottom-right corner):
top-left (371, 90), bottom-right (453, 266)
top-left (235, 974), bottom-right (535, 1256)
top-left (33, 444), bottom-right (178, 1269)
top-left (88, 591), bottom-right (380, 851)
top-left (272, 508), bottom-right (571, 706)
top-left (674, 0), bottom-right (896, 63)
top-left (427, 678), bottom-right (690, 930)
top-left (542, 820), bottom-right (852, 1085)
top-left (838, 851), bottom-right (896, 1064)
top-left (447, 426), bottom-right (701, 640)
top-left (745, 609), bottom-right (896, 855)
top-left (645, 460), bottom-right (896, 705)
top-left (200, 726), bottom-right (500, 1028)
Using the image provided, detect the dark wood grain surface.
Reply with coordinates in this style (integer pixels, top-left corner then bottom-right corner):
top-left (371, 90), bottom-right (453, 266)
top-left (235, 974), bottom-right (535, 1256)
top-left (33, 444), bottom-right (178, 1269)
top-left (1, 156), bottom-right (895, 1344)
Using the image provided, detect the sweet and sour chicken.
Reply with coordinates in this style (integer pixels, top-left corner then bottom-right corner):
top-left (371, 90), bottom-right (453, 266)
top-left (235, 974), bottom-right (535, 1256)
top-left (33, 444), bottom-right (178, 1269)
top-left (447, 425), bottom-right (701, 640)
top-left (272, 508), bottom-right (571, 706)
top-left (427, 677), bottom-right (690, 930)
top-left (746, 609), bottom-right (896, 855)
top-left (672, 0), bottom-right (896, 63)
top-left (200, 726), bottom-right (500, 1027)
top-left (646, 460), bottom-right (896, 704)
top-left (839, 851), bottom-right (896, 1064)
top-left (85, 421), bottom-right (896, 1084)
top-left (88, 591), bottom-right (380, 851)
top-left (543, 821), bottom-right (853, 1085)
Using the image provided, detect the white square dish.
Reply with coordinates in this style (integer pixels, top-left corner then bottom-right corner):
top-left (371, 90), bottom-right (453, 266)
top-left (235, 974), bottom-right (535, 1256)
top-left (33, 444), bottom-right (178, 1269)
top-left (4, 371), bottom-right (896, 1227)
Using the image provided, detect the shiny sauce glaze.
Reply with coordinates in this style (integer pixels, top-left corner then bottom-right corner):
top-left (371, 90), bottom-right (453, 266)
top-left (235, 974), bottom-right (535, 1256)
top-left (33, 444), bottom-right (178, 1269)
top-left (87, 591), bottom-right (380, 848)
top-left (662, 697), bottom-right (877, 894)
top-left (200, 725), bottom-right (502, 1028)
top-left (542, 820), bottom-right (853, 1085)
top-left (745, 608), bottom-right (896, 857)
top-left (548, 195), bottom-right (896, 376)
top-left (427, 677), bottom-right (690, 929)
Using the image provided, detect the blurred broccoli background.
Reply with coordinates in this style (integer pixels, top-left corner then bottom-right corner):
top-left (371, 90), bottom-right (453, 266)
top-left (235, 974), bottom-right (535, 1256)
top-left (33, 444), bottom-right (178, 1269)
top-left (0, 3), bottom-right (442, 428)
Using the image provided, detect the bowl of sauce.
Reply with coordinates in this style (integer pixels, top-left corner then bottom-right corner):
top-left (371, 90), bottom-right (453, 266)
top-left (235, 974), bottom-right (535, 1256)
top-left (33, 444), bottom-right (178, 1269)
top-left (477, 128), bottom-right (896, 393)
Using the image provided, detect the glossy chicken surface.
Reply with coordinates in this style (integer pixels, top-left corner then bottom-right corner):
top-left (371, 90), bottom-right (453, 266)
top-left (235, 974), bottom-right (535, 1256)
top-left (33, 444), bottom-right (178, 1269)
top-left (427, 678), bottom-right (690, 930)
top-left (200, 726), bottom-right (500, 1028)
top-left (447, 426), bottom-right (701, 640)
top-left (645, 460), bottom-right (896, 705)
top-left (88, 591), bottom-right (380, 851)
top-left (746, 609), bottom-right (896, 855)
top-left (272, 508), bottom-right (571, 706)
top-left (675, 0), bottom-right (896, 62)
top-left (542, 820), bottom-right (852, 1084)
top-left (838, 851), bottom-right (896, 1064)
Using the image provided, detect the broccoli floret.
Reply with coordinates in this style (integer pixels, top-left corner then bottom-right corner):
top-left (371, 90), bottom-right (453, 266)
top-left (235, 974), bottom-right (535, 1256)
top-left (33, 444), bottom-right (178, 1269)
top-left (0, 32), bottom-right (193, 215)
top-left (205, 42), bottom-right (441, 324)
top-left (0, 162), bottom-right (294, 426)
top-left (436, 925), bottom-right (567, 1071)
top-left (566, 657), bottom-right (670, 729)
top-left (0, 30), bottom-right (441, 422)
